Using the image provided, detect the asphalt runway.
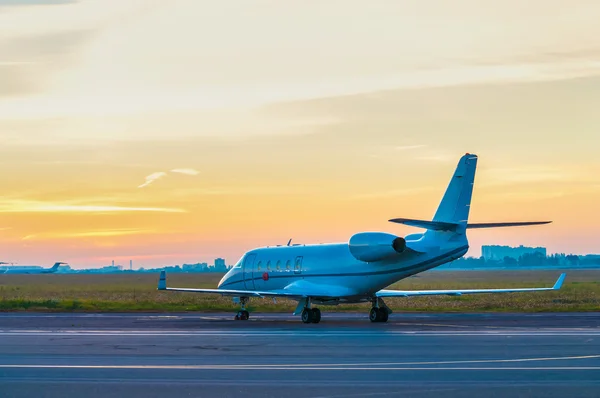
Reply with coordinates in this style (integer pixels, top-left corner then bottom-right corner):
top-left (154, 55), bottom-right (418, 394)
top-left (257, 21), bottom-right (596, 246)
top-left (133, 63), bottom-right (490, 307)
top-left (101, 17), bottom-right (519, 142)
top-left (1, 312), bottom-right (599, 398)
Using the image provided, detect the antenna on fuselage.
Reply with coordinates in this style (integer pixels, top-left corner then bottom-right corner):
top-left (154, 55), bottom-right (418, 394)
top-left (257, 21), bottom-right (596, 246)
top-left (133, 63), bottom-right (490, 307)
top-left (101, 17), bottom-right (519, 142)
top-left (287, 238), bottom-right (292, 246)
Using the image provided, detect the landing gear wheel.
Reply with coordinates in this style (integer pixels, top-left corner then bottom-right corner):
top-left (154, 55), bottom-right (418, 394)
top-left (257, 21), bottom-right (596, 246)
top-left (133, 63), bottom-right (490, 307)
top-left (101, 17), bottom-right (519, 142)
top-left (311, 308), bottom-right (321, 324)
top-left (301, 308), bottom-right (314, 324)
top-left (369, 307), bottom-right (388, 323)
top-left (369, 307), bottom-right (380, 322)
top-left (378, 308), bottom-right (388, 323)
top-left (235, 310), bottom-right (250, 321)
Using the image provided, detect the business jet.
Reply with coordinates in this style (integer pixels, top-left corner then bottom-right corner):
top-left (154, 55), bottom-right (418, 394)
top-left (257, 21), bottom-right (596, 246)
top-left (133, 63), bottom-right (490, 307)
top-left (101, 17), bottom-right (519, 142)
top-left (1, 262), bottom-right (67, 274)
top-left (158, 153), bottom-right (564, 323)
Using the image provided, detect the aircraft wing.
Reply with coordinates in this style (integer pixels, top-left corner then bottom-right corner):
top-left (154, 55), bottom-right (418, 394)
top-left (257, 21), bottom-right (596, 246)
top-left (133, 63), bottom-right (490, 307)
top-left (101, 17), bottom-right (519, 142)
top-left (157, 271), bottom-right (310, 299)
top-left (376, 273), bottom-right (566, 298)
top-left (160, 286), bottom-right (265, 297)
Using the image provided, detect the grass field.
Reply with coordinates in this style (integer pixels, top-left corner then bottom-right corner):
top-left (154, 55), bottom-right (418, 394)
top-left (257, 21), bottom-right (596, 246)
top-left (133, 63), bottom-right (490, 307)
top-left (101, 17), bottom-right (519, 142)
top-left (0, 270), bottom-right (598, 312)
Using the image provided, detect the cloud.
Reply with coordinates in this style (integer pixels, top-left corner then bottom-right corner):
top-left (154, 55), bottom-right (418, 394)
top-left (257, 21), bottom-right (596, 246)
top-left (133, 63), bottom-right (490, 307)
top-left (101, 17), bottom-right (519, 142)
top-left (0, 200), bottom-right (185, 213)
top-left (22, 228), bottom-right (158, 241)
top-left (138, 169), bottom-right (199, 188)
top-left (414, 152), bottom-right (457, 163)
top-left (3, 1), bottom-right (600, 122)
top-left (480, 167), bottom-right (572, 185)
top-left (347, 186), bottom-right (435, 200)
top-left (394, 145), bottom-right (426, 151)
top-left (170, 168), bottom-right (199, 176)
top-left (138, 172), bottom-right (167, 188)
top-left (0, 0), bottom-right (74, 6)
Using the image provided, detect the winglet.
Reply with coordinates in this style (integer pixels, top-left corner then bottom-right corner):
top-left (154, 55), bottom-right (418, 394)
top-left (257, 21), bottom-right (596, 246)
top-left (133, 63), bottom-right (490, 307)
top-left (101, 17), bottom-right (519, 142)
top-left (158, 270), bottom-right (167, 290)
top-left (553, 273), bottom-right (566, 290)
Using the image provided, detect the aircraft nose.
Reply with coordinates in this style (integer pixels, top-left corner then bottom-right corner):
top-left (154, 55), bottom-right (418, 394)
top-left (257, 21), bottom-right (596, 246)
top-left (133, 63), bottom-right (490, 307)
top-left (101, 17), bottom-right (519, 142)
top-left (218, 274), bottom-right (228, 288)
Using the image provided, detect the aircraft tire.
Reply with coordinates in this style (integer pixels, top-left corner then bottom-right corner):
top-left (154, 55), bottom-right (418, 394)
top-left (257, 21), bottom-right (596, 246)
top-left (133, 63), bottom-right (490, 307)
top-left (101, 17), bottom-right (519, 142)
top-left (378, 308), bottom-right (388, 323)
top-left (235, 310), bottom-right (249, 320)
top-left (301, 308), bottom-right (313, 324)
top-left (369, 307), bottom-right (380, 322)
top-left (311, 308), bottom-right (321, 324)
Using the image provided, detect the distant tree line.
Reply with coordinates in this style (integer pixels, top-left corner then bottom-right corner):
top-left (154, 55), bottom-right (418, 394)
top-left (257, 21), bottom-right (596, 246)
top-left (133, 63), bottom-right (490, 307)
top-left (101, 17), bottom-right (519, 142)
top-left (69, 263), bottom-right (232, 274)
top-left (442, 253), bottom-right (599, 269)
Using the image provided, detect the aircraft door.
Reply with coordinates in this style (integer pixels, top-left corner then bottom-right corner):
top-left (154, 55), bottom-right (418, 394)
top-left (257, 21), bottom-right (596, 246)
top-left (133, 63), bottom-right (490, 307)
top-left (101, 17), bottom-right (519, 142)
top-left (294, 256), bottom-right (303, 275)
top-left (243, 254), bottom-right (257, 290)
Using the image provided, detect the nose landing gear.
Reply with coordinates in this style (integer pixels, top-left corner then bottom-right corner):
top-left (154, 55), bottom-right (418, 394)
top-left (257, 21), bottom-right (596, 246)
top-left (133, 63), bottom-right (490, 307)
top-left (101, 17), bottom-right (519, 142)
top-left (234, 297), bottom-right (250, 320)
top-left (235, 310), bottom-right (250, 320)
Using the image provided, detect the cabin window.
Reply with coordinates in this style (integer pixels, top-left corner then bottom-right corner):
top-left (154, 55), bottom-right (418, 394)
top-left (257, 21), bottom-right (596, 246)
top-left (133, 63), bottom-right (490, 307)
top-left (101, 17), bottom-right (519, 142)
top-left (286, 260), bottom-right (291, 270)
top-left (267, 261), bottom-right (271, 271)
top-left (295, 258), bottom-right (301, 270)
top-left (256, 261), bottom-right (262, 271)
top-left (276, 261), bottom-right (281, 271)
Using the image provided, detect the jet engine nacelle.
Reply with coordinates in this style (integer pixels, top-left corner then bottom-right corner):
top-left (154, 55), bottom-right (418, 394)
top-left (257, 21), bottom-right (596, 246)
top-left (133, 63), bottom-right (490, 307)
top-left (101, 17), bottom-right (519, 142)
top-left (348, 232), bottom-right (407, 263)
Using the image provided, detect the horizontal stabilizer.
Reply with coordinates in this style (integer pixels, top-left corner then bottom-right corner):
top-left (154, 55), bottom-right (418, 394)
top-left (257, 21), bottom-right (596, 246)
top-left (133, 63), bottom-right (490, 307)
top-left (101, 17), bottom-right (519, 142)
top-left (466, 221), bottom-right (551, 229)
top-left (389, 218), bottom-right (552, 230)
top-left (388, 218), bottom-right (459, 231)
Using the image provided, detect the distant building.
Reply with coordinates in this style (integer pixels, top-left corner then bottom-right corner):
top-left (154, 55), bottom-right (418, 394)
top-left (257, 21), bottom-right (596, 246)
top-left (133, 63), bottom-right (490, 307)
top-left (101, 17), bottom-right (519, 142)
top-left (482, 245), bottom-right (547, 261)
top-left (215, 258), bottom-right (225, 267)
top-left (182, 263), bottom-right (209, 272)
top-left (214, 258), bottom-right (227, 271)
top-left (98, 265), bottom-right (123, 272)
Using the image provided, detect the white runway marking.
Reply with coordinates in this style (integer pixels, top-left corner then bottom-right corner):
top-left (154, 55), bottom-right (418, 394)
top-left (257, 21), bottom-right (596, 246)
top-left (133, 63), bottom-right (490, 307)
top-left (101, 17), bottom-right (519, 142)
top-left (395, 322), bottom-right (470, 328)
top-left (1, 330), bottom-right (599, 337)
top-left (1, 364), bottom-right (599, 371)
top-left (1, 354), bottom-right (598, 371)
top-left (141, 354), bottom-right (600, 368)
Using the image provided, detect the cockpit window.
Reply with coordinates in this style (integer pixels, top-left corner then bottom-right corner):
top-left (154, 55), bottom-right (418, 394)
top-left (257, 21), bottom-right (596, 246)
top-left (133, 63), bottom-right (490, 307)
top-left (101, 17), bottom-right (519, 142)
top-left (233, 256), bottom-right (243, 269)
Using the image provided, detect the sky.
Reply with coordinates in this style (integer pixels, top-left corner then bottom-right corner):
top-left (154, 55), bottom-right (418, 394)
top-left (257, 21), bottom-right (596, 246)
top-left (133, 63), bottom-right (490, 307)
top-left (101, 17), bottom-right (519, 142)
top-left (0, 0), bottom-right (599, 268)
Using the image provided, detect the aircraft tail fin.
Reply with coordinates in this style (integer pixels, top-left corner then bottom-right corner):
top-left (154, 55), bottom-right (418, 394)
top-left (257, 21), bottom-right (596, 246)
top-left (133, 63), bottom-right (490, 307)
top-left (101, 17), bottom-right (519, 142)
top-left (389, 154), bottom-right (551, 236)
top-left (432, 153), bottom-right (478, 229)
top-left (49, 262), bottom-right (66, 272)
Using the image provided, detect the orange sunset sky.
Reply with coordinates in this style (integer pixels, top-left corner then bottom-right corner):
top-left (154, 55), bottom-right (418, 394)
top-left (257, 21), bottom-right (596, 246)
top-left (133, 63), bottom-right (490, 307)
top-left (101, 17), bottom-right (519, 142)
top-left (0, 1), bottom-right (599, 268)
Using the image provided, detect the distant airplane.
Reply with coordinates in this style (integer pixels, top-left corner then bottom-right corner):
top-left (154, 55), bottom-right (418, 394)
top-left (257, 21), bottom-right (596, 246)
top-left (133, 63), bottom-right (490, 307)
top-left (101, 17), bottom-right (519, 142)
top-left (158, 153), bottom-right (564, 323)
top-left (1, 262), bottom-right (67, 274)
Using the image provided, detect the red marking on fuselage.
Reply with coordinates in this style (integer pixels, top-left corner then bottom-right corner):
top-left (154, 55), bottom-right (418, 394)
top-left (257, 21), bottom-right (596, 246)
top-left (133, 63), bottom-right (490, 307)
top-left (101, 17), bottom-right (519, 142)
top-left (262, 272), bottom-right (269, 281)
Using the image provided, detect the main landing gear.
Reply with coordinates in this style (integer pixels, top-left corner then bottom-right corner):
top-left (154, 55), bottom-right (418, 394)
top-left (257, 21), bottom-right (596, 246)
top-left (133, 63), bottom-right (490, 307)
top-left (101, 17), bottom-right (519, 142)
top-left (369, 307), bottom-right (388, 323)
top-left (234, 297), bottom-right (250, 321)
top-left (301, 307), bottom-right (321, 324)
top-left (295, 297), bottom-right (322, 324)
top-left (369, 297), bottom-right (391, 323)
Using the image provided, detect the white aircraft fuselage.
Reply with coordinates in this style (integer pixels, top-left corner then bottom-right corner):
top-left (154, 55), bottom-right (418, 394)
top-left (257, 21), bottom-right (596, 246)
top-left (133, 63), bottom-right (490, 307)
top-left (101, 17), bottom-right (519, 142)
top-left (218, 240), bottom-right (468, 304)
